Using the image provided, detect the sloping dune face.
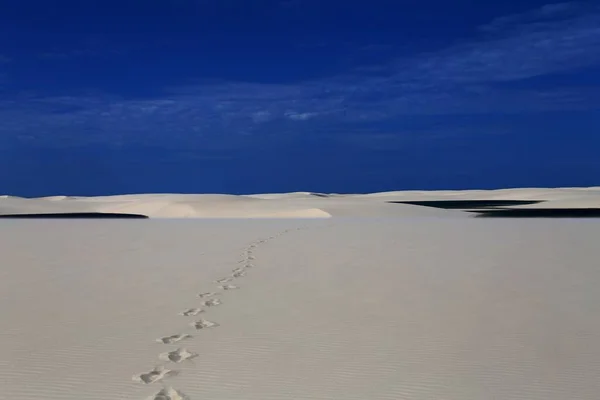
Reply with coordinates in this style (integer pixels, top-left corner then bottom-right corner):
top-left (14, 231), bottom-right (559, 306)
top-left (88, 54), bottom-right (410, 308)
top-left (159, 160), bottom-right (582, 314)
top-left (0, 194), bottom-right (336, 219)
top-left (97, 195), bottom-right (335, 218)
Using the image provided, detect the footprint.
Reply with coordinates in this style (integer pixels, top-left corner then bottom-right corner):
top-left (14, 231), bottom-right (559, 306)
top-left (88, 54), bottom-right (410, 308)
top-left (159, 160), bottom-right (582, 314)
top-left (191, 319), bottom-right (219, 330)
top-left (179, 308), bottom-right (204, 317)
top-left (232, 267), bottom-right (245, 274)
top-left (156, 334), bottom-right (192, 345)
top-left (232, 270), bottom-right (246, 278)
top-left (147, 387), bottom-right (189, 400)
top-left (215, 277), bottom-right (233, 284)
top-left (219, 284), bottom-right (239, 290)
top-left (133, 366), bottom-right (178, 384)
top-left (159, 348), bottom-right (199, 363)
top-left (201, 298), bottom-right (222, 307)
top-left (247, 255), bottom-right (256, 260)
top-left (198, 292), bottom-right (220, 299)
top-left (245, 263), bottom-right (255, 268)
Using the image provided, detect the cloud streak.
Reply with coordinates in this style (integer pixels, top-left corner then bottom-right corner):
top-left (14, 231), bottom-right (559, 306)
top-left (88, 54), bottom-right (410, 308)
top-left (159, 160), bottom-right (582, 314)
top-left (1, 2), bottom-right (600, 148)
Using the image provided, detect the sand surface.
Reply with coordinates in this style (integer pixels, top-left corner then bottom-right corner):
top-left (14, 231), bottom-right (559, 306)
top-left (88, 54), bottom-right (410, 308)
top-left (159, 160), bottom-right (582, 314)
top-left (1, 188), bottom-right (600, 399)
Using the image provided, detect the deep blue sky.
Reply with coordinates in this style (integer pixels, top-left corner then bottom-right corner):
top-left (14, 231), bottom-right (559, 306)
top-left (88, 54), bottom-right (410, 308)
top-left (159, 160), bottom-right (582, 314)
top-left (1, 0), bottom-right (599, 195)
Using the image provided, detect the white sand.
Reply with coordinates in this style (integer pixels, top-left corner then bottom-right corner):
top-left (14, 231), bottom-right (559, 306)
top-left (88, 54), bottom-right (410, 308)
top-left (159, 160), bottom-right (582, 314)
top-left (2, 187), bottom-right (600, 219)
top-left (1, 188), bottom-right (600, 399)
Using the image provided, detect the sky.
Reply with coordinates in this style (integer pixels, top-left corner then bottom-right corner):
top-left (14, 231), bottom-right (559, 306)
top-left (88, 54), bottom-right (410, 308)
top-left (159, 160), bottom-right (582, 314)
top-left (1, 0), bottom-right (599, 196)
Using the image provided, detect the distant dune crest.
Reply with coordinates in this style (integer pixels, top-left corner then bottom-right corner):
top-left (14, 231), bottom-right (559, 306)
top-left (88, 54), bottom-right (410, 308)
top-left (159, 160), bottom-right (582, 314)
top-left (0, 187), bottom-right (599, 218)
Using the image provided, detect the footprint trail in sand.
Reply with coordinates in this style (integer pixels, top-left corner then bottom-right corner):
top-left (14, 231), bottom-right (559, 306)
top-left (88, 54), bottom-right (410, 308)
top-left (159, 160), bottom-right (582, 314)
top-left (135, 226), bottom-right (301, 399)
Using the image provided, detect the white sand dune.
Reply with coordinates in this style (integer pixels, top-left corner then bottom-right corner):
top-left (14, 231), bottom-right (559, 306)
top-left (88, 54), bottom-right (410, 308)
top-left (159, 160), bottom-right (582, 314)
top-left (1, 186), bottom-right (599, 219)
top-left (1, 188), bottom-right (600, 400)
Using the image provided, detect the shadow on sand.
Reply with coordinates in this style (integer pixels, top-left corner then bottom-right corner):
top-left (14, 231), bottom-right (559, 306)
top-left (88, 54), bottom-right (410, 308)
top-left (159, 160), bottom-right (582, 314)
top-left (388, 200), bottom-right (543, 209)
top-left (0, 212), bottom-right (148, 219)
top-left (389, 200), bottom-right (600, 218)
top-left (472, 209), bottom-right (600, 218)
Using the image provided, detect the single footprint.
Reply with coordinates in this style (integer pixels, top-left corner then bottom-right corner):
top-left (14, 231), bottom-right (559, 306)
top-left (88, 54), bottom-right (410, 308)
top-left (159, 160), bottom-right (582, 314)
top-left (147, 387), bottom-right (190, 400)
top-left (133, 366), bottom-right (178, 384)
top-left (191, 319), bottom-right (219, 330)
top-left (156, 334), bottom-right (192, 345)
top-left (247, 255), bottom-right (256, 260)
top-left (159, 348), bottom-right (199, 363)
top-left (245, 263), bottom-right (255, 268)
top-left (201, 298), bottom-right (222, 307)
top-left (219, 284), bottom-right (239, 290)
top-left (179, 308), bottom-right (204, 317)
top-left (232, 270), bottom-right (246, 278)
top-left (232, 267), bottom-right (245, 274)
top-left (215, 277), bottom-right (233, 284)
top-left (198, 292), bottom-right (220, 299)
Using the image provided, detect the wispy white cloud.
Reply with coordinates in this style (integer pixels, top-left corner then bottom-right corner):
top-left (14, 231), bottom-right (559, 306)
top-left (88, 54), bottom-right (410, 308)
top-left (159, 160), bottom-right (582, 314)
top-left (284, 111), bottom-right (319, 121)
top-left (1, 2), bottom-right (600, 148)
top-left (251, 110), bottom-right (272, 123)
top-left (479, 1), bottom-right (582, 33)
